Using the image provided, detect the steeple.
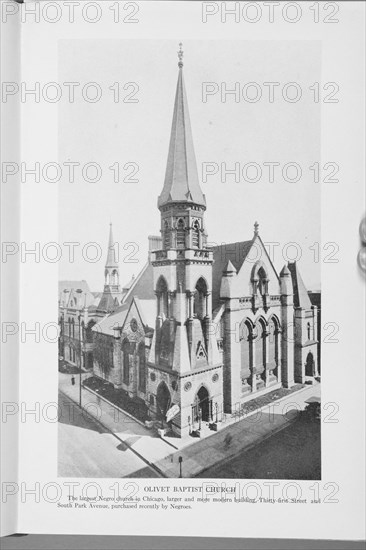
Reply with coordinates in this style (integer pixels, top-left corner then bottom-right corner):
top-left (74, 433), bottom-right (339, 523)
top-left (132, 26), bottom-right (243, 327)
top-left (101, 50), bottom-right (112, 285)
top-left (151, 46), bottom-right (215, 375)
top-left (106, 223), bottom-right (118, 269)
top-left (158, 44), bottom-right (206, 209)
top-left (96, 223), bottom-right (122, 314)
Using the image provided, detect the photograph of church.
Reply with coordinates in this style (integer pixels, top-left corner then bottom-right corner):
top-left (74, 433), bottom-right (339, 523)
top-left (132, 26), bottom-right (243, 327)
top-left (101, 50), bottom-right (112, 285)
top-left (58, 45), bottom-right (320, 443)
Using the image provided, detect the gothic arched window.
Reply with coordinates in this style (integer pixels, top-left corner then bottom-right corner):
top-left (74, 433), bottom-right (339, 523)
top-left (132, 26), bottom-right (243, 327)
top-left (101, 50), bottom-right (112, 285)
top-left (111, 269), bottom-right (118, 285)
top-left (176, 218), bottom-right (185, 248)
top-left (193, 277), bottom-right (207, 319)
top-left (268, 317), bottom-right (280, 379)
top-left (192, 220), bottom-right (200, 248)
top-left (307, 322), bottom-right (311, 341)
top-left (251, 262), bottom-right (269, 297)
top-left (240, 320), bottom-right (253, 389)
top-left (257, 267), bottom-right (268, 295)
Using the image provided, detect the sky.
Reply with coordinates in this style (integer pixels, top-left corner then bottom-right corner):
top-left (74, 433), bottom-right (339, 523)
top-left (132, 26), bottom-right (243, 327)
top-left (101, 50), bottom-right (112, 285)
top-left (58, 39), bottom-right (321, 291)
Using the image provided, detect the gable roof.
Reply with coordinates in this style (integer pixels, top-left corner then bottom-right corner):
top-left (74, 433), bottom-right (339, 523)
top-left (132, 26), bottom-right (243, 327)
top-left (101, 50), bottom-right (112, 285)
top-left (122, 262), bottom-right (155, 304)
top-left (59, 279), bottom-right (90, 295)
top-left (92, 297), bottom-right (156, 337)
top-left (59, 280), bottom-right (98, 309)
top-left (96, 289), bottom-right (120, 314)
top-left (122, 274), bottom-right (136, 293)
top-left (288, 262), bottom-right (312, 309)
top-left (92, 304), bottom-right (130, 337)
top-left (135, 298), bottom-right (156, 329)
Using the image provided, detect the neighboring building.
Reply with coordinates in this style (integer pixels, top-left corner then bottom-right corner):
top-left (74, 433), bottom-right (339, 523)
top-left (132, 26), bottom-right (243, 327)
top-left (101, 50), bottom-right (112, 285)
top-left (90, 50), bottom-right (320, 438)
top-left (95, 224), bottom-right (124, 316)
top-left (58, 279), bottom-right (99, 370)
top-left (59, 224), bottom-right (130, 371)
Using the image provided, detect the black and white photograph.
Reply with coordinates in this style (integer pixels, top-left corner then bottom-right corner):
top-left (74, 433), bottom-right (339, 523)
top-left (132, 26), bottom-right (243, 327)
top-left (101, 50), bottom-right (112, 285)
top-left (1, 1), bottom-right (365, 545)
top-left (58, 40), bottom-right (321, 480)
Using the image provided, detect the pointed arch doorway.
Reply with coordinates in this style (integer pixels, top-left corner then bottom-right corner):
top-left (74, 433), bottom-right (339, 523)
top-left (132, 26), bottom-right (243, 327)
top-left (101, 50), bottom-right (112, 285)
top-left (305, 352), bottom-right (316, 377)
top-left (156, 381), bottom-right (171, 420)
top-left (192, 386), bottom-right (212, 424)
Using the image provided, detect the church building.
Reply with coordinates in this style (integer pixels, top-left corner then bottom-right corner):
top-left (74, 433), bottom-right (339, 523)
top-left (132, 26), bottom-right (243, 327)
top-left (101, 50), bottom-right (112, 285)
top-left (90, 47), bottom-right (320, 437)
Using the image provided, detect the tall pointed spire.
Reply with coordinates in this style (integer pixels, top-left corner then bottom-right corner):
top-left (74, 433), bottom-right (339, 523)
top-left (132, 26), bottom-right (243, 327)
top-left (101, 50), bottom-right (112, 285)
top-left (97, 223), bottom-right (122, 314)
top-left (106, 223), bottom-right (118, 268)
top-left (158, 44), bottom-right (206, 209)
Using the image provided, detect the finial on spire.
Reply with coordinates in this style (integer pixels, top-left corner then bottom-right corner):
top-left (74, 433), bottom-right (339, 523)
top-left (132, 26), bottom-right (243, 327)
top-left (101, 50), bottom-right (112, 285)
top-left (254, 221), bottom-right (259, 236)
top-left (178, 42), bottom-right (184, 68)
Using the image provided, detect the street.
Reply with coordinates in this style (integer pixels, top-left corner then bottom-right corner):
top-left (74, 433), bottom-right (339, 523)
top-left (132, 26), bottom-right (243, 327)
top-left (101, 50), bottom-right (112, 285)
top-left (196, 416), bottom-right (321, 479)
top-left (58, 391), bottom-right (160, 478)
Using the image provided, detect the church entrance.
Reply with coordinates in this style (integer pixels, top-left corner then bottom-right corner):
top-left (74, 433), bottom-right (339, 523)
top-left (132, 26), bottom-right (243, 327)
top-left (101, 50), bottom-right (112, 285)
top-left (156, 382), bottom-right (171, 419)
top-left (305, 352), bottom-right (315, 377)
top-left (192, 386), bottom-right (211, 423)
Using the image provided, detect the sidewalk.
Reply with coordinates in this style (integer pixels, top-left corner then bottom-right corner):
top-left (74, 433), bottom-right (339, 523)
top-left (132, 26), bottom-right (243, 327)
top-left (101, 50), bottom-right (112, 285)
top-left (59, 371), bottom-right (320, 478)
top-left (156, 383), bottom-right (321, 477)
top-left (59, 372), bottom-right (174, 475)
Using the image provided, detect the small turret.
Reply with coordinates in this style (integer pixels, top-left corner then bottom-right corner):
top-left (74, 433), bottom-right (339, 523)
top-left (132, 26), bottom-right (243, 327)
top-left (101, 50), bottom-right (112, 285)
top-left (280, 264), bottom-right (293, 296)
top-left (220, 260), bottom-right (237, 299)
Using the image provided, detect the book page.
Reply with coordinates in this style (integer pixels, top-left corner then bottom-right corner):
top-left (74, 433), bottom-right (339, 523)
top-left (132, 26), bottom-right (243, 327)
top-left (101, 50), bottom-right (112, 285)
top-left (1, 0), bottom-right (365, 540)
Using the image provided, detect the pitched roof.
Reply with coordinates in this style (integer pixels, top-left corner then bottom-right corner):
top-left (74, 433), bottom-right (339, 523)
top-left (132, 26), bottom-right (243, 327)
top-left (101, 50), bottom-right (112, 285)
top-left (122, 274), bottom-right (136, 292)
top-left (92, 298), bottom-right (156, 337)
top-left (133, 298), bottom-right (156, 329)
top-left (92, 304), bottom-right (130, 336)
top-left (58, 280), bottom-right (97, 309)
top-left (288, 262), bottom-right (312, 309)
top-left (96, 289), bottom-right (120, 314)
top-left (211, 240), bottom-right (253, 309)
top-left (157, 66), bottom-right (206, 209)
top-left (122, 262), bottom-right (155, 304)
top-left (59, 280), bottom-right (90, 294)
top-left (93, 259), bottom-right (156, 336)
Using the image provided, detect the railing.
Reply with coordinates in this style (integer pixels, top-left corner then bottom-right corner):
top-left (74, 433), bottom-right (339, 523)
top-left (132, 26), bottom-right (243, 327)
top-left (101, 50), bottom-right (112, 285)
top-left (154, 250), bottom-right (168, 260)
top-left (152, 248), bottom-right (213, 262)
top-left (238, 294), bottom-right (282, 310)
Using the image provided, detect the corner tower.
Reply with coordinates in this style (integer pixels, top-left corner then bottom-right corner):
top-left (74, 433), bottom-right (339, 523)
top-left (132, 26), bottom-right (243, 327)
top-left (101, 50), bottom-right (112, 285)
top-left (149, 45), bottom-right (223, 437)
